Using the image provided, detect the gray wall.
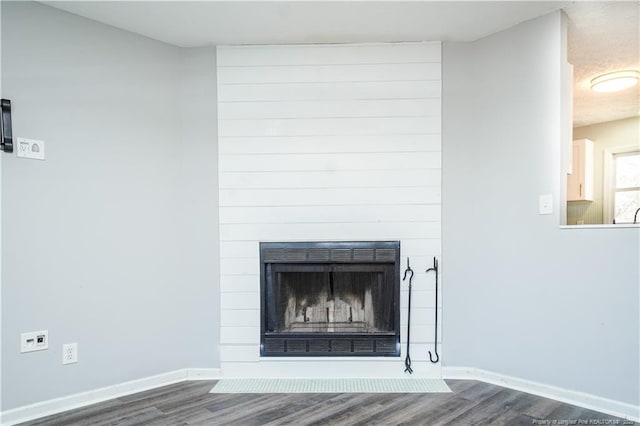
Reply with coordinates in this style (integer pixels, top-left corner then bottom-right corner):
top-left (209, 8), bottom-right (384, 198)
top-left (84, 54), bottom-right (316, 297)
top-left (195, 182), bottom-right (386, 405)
top-left (1, 2), bottom-right (219, 410)
top-left (177, 47), bottom-right (220, 368)
top-left (442, 12), bottom-right (639, 406)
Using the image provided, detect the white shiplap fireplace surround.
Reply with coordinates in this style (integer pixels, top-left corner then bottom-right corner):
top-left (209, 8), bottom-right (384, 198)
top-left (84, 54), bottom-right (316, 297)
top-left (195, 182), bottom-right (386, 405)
top-left (217, 42), bottom-right (442, 378)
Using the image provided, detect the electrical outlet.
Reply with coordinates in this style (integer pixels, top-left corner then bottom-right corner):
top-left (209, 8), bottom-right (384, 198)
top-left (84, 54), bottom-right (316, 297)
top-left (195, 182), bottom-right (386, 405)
top-left (21, 330), bottom-right (48, 353)
top-left (16, 137), bottom-right (45, 160)
top-left (62, 343), bottom-right (78, 365)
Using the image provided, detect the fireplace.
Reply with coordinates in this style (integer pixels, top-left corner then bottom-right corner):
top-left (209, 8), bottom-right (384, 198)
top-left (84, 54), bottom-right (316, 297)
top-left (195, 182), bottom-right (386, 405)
top-left (260, 241), bottom-right (400, 357)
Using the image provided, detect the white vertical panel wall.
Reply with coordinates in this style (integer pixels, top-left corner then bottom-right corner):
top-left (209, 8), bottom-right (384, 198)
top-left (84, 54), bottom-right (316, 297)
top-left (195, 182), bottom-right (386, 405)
top-left (217, 42), bottom-right (442, 378)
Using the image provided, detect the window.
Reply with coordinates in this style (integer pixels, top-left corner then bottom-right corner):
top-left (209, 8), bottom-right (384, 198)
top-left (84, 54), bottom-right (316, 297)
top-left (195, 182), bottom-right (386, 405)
top-left (604, 148), bottom-right (640, 224)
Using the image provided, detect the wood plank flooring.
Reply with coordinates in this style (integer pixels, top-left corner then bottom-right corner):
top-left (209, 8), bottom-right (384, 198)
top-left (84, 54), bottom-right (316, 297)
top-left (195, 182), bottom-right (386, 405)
top-left (20, 380), bottom-right (630, 426)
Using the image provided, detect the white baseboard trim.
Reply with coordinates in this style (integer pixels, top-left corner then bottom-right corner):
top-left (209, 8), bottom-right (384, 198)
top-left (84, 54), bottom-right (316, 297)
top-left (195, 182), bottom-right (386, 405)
top-left (4, 366), bottom-right (636, 425)
top-left (187, 368), bottom-right (222, 380)
top-left (443, 366), bottom-right (640, 422)
top-left (0, 368), bottom-right (221, 426)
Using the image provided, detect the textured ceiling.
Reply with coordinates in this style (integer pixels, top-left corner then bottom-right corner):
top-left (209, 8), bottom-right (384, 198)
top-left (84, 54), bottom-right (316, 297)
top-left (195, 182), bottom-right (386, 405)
top-left (565, 2), bottom-right (640, 127)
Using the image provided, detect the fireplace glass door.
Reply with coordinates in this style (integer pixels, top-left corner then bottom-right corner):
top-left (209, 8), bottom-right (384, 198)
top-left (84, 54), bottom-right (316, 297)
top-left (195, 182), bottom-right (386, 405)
top-left (267, 264), bottom-right (395, 335)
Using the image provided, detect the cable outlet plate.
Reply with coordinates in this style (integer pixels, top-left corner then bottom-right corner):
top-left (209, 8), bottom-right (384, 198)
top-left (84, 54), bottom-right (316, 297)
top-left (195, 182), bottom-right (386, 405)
top-left (16, 137), bottom-right (45, 160)
top-left (63, 343), bottom-right (78, 365)
top-left (21, 330), bottom-right (49, 353)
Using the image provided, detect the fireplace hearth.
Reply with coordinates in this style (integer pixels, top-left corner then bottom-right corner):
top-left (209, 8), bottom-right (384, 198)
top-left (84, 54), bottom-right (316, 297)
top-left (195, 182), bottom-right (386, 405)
top-left (260, 241), bottom-right (400, 357)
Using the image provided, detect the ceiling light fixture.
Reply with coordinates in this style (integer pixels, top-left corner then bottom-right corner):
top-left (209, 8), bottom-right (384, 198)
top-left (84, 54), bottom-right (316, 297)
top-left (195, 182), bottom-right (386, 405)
top-left (590, 70), bottom-right (640, 93)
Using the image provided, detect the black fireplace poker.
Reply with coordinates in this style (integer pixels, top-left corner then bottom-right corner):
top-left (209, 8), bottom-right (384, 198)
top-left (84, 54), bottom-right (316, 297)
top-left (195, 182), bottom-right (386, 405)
top-left (402, 257), bottom-right (414, 374)
top-left (426, 257), bottom-right (440, 364)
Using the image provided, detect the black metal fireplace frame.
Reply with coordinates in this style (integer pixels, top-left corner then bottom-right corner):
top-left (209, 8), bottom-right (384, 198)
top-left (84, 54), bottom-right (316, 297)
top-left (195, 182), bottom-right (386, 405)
top-left (259, 241), bottom-right (401, 357)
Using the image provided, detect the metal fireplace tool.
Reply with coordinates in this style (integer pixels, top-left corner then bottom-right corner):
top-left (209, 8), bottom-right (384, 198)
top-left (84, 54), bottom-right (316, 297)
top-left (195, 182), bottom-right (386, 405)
top-left (403, 256), bottom-right (440, 374)
top-left (402, 257), bottom-right (414, 373)
top-left (426, 257), bottom-right (439, 363)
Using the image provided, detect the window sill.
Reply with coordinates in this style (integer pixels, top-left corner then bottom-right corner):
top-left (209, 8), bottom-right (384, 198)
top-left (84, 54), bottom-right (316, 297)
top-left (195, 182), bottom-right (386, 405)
top-left (560, 224), bottom-right (640, 229)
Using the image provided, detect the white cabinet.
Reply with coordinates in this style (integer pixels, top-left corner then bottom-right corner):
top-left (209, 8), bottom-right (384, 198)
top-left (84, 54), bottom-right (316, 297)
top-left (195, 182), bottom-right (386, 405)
top-left (567, 139), bottom-right (594, 201)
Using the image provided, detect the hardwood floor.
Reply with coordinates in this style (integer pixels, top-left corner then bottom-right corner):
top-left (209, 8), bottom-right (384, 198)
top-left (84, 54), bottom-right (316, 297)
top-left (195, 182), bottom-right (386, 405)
top-left (20, 380), bottom-right (629, 426)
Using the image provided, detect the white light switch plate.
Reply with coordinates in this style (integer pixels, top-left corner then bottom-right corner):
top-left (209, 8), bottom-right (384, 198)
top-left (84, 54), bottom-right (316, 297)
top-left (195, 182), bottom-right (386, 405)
top-left (21, 330), bottom-right (49, 353)
top-left (539, 194), bottom-right (553, 215)
top-left (16, 137), bottom-right (45, 160)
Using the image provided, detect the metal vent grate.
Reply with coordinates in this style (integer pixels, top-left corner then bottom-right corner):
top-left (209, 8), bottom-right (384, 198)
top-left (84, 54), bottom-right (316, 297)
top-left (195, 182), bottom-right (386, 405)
top-left (375, 339), bottom-right (397, 353)
top-left (309, 340), bottom-right (330, 353)
top-left (262, 337), bottom-right (399, 356)
top-left (286, 340), bottom-right (307, 353)
top-left (353, 340), bottom-right (374, 353)
top-left (331, 340), bottom-right (352, 353)
top-left (286, 248), bottom-right (307, 261)
top-left (375, 248), bottom-right (396, 262)
top-left (264, 339), bottom-right (285, 353)
top-left (264, 249), bottom-right (286, 262)
top-left (261, 242), bottom-right (399, 264)
top-left (330, 249), bottom-right (352, 261)
top-left (353, 248), bottom-right (375, 262)
top-left (307, 248), bottom-right (330, 262)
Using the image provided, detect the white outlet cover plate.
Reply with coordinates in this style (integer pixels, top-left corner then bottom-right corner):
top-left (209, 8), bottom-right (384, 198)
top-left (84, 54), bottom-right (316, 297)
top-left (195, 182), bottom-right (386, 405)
top-left (539, 194), bottom-right (553, 215)
top-left (21, 330), bottom-right (49, 353)
top-left (16, 137), bottom-right (45, 160)
top-left (63, 342), bottom-right (78, 365)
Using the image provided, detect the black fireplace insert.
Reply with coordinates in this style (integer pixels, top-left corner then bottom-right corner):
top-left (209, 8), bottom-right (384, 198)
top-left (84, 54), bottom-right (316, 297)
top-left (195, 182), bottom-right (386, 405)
top-left (260, 241), bottom-right (400, 357)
